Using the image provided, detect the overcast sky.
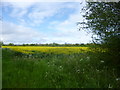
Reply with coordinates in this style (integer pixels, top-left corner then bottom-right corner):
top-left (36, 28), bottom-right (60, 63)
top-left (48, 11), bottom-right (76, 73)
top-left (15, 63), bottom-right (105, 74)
top-left (1, 0), bottom-right (93, 44)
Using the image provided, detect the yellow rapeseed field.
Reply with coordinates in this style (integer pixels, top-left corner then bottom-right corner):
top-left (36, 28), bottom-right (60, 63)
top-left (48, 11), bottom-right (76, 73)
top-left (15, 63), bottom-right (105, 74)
top-left (2, 46), bottom-right (106, 54)
top-left (2, 46), bottom-right (94, 54)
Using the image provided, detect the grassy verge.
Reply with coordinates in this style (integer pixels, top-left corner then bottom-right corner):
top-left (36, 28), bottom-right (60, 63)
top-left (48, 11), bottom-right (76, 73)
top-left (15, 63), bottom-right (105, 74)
top-left (2, 48), bottom-right (120, 88)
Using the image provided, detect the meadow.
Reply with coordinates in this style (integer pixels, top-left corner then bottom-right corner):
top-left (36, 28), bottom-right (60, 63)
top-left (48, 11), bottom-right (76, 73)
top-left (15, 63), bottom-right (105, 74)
top-left (2, 46), bottom-right (120, 88)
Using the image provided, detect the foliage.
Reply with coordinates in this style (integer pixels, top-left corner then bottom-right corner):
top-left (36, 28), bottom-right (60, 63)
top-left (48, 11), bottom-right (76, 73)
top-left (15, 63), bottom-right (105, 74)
top-left (2, 48), bottom-right (120, 88)
top-left (0, 41), bottom-right (3, 47)
top-left (2, 43), bottom-right (96, 47)
top-left (79, 2), bottom-right (120, 41)
top-left (78, 1), bottom-right (120, 66)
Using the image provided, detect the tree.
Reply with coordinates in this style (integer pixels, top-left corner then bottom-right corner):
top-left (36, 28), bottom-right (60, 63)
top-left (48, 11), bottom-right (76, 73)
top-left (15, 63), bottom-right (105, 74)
top-left (0, 41), bottom-right (3, 47)
top-left (78, 1), bottom-right (120, 65)
top-left (8, 43), bottom-right (14, 46)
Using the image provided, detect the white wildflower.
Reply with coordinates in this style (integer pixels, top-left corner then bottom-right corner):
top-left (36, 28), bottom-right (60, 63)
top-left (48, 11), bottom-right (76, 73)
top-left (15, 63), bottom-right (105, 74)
top-left (100, 60), bottom-right (104, 63)
top-left (108, 84), bottom-right (112, 88)
top-left (80, 58), bottom-right (83, 61)
top-left (29, 54), bottom-right (32, 57)
top-left (87, 56), bottom-right (90, 60)
top-left (76, 69), bottom-right (80, 73)
top-left (59, 66), bottom-right (63, 70)
top-left (96, 69), bottom-right (99, 72)
top-left (116, 78), bottom-right (120, 81)
top-left (45, 72), bottom-right (48, 78)
top-left (83, 69), bottom-right (85, 73)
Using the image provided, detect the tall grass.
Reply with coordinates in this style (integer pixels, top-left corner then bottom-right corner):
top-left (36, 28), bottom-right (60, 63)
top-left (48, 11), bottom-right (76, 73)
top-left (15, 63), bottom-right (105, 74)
top-left (2, 48), bottom-right (120, 88)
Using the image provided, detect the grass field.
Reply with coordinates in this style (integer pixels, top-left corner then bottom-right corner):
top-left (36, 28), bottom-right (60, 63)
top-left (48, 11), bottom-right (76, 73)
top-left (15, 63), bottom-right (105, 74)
top-left (2, 46), bottom-right (120, 88)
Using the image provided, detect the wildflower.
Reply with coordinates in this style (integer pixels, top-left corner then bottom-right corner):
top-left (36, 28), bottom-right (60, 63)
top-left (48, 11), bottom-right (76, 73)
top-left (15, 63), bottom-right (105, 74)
top-left (29, 54), bottom-right (32, 57)
top-left (76, 69), bottom-right (80, 73)
top-left (45, 72), bottom-right (48, 78)
top-left (108, 84), bottom-right (112, 88)
top-left (59, 66), bottom-right (63, 70)
top-left (100, 60), bottom-right (104, 63)
top-left (96, 69), bottom-right (99, 72)
top-left (80, 58), bottom-right (83, 61)
top-left (86, 56), bottom-right (90, 60)
top-left (116, 78), bottom-right (120, 81)
top-left (82, 69), bottom-right (85, 73)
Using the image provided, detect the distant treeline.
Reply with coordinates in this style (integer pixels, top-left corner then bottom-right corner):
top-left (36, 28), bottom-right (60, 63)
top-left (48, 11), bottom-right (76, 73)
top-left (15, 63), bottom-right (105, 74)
top-left (1, 42), bottom-right (99, 47)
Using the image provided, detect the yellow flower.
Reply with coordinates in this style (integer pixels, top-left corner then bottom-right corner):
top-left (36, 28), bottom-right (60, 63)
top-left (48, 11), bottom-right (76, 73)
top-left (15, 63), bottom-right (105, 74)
top-left (2, 46), bottom-right (106, 54)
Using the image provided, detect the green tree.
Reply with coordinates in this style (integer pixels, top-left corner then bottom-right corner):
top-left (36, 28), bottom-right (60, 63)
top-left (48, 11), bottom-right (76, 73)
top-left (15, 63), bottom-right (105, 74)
top-left (8, 43), bottom-right (14, 46)
top-left (0, 41), bottom-right (3, 47)
top-left (78, 1), bottom-right (120, 65)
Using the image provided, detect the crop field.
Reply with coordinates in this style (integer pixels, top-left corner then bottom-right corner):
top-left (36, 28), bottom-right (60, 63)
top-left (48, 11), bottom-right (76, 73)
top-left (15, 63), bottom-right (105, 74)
top-left (2, 46), bottom-right (106, 54)
top-left (2, 46), bottom-right (90, 54)
top-left (2, 46), bottom-right (120, 88)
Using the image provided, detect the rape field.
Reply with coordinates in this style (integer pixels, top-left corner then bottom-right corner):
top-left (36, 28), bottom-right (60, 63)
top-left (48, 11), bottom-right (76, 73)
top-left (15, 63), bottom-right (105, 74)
top-left (2, 46), bottom-right (119, 88)
top-left (2, 46), bottom-right (105, 54)
top-left (2, 46), bottom-right (90, 54)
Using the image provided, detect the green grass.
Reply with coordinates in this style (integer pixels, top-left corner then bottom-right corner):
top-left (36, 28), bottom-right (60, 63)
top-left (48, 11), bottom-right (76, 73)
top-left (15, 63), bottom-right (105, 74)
top-left (2, 48), bottom-right (120, 88)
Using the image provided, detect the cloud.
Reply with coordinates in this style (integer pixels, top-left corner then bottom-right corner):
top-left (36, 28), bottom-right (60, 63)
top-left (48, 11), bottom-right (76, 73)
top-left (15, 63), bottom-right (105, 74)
top-left (2, 1), bottom-right (36, 9)
top-left (2, 0), bottom-right (84, 3)
top-left (2, 2), bottom-right (82, 25)
top-left (1, 21), bottom-right (47, 44)
top-left (28, 2), bottom-right (81, 25)
top-left (10, 8), bottom-right (28, 17)
top-left (47, 5), bottom-right (92, 44)
top-left (46, 30), bottom-right (92, 44)
top-left (1, 2), bottom-right (92, 44)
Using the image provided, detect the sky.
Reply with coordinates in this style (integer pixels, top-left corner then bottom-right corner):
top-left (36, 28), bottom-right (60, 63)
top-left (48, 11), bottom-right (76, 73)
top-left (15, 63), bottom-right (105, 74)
top-left (1, 0), bottom-right (93, 44)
